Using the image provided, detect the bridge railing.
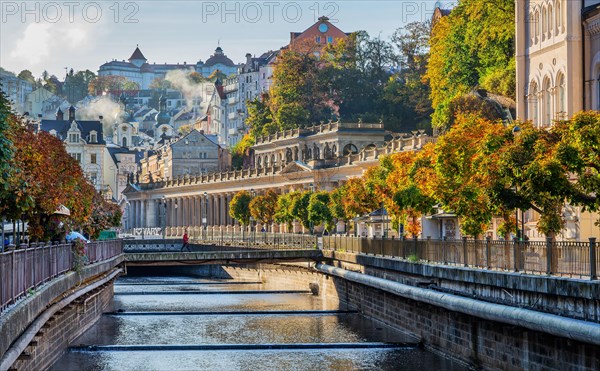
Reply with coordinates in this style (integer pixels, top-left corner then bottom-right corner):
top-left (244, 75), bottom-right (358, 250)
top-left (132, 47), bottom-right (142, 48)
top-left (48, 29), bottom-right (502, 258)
top-left (322, 236), bottom-right (599, 280)
top-left (192, 230), bottom-right (318, 250)
top-left (0, 240), bottom-right (123, 313)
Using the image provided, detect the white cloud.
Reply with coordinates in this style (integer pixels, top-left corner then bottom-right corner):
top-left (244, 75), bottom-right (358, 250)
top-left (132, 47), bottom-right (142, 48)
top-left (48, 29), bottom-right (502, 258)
top-left (9, 21), bottom-right (97, 71)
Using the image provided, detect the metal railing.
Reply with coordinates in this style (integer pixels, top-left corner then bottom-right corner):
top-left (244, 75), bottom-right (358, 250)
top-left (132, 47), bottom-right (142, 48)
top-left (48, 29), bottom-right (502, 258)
top-left (322, 236), bottom-right (599, 280)
top-left (0, 240), bottom-right (123, 313)
top-left (192, 230), bottom-right (318, 251)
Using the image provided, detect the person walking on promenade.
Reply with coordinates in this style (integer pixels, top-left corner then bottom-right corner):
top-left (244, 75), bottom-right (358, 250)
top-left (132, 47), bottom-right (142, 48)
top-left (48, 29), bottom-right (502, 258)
top-left (182, 230), bottom-right (190, 251)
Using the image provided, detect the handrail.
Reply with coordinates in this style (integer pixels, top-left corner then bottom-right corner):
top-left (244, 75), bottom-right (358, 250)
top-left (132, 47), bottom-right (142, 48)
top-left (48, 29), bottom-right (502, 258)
top-left (0, 240), bottom-right (123, 313)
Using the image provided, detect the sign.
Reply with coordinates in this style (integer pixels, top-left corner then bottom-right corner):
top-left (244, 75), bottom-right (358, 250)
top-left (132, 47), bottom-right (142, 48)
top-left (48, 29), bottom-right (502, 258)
top-left (119, 228), bottom-right (163, 239)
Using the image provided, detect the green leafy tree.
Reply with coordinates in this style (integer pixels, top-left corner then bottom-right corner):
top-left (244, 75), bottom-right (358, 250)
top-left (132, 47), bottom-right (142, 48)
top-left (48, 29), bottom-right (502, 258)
top-left (274, 192), bottom-right (298, 230)
top-left (17, 70), bottom-right (35, 84)
top-left (425, 0), bottom-right (515, 131)
top-left (290, 191), bottom-right (312, 229)
top-left (0, 87), bottom-right (15, 210)
top-left (229, 190), bottom-right (253, 225)
top-left (308, 191), bottom-right (334, 232)
top-left (64, 69), bottom-right (96, 103)
top-left (554, 111), bottom-right (600, 215)
top-left (246, 93), bottom-right (277, 138)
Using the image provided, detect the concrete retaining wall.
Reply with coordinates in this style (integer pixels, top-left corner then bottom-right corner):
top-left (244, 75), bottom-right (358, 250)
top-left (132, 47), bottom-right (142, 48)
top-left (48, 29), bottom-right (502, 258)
top-left (220, 263), bottom-right (600, 370)
top-left (0, 256), bottom-right (123, 370)
top-left (323, 250), bottom-right (600, 322)
top-left (5, 280), bottom-right (115, 371)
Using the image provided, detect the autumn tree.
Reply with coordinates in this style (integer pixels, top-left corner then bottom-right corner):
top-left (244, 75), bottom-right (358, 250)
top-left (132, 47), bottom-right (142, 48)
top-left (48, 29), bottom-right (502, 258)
top-left (2, 112), bottom-right (96, 240)
top-left (426, 0), bottom-right (515, 131)
top-left (340, 177), bottom-right (379, 220)
top-left (427, 113), bottom-right (507, 237)
top-left (229, 190), bottom-right (253, 225)
top-left (554, 111), bottom-right (600, 214)
top-left (249, 190), bottom-right (278, 230)
top-left (83, 193), bottom-right (122, 239)
top-left (274, 192), bottom-right (298, 230)
top-left (377, 151), bottom-right (436, 236)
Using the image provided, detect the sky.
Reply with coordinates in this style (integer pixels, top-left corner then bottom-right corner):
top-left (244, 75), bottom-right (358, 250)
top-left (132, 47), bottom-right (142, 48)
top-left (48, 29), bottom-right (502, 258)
top-left (0, 1), bottom-right (446, 78)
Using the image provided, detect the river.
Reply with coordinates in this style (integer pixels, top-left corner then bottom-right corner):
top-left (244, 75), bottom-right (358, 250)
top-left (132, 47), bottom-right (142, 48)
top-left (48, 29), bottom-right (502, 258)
top-left (50, 273), bottom-right (466, 370)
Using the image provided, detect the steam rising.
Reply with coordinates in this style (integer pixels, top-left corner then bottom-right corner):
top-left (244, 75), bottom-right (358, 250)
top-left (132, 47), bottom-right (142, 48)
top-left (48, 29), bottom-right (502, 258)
top-left (76, 96), bottom-right (127, 136)
top-left (164, 69), bottom-right (213, 110)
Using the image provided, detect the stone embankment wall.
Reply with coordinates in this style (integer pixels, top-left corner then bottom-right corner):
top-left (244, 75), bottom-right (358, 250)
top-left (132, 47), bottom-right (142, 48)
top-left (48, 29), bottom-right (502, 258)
top-left (219, 263), bottom-right (599, 370)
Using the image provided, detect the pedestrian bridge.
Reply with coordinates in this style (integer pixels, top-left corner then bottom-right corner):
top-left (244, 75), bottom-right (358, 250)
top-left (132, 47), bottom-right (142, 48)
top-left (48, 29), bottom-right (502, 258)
top-left (125, 248), bottom-right (323, 266)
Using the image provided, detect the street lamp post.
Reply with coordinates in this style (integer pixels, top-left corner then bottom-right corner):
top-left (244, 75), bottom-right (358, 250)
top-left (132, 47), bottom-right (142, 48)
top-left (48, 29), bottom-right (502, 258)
top-left (161, 196), bottom-right (167, 238)
top-left (203, 192), bottom-right (208, 241)
top-left (161, 196), bottom-right (167, 250)
top-left (250, 189), bottom-right (256, 243)
top-left (512, 125), bottom-right (525, 241)
top-left (309, 183), bottom-right (315, 235)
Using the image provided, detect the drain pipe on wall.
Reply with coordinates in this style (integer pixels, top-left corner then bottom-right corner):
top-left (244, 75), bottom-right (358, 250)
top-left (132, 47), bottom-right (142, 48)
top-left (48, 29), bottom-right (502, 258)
top-left (315, 263), bottom-right (600, 346)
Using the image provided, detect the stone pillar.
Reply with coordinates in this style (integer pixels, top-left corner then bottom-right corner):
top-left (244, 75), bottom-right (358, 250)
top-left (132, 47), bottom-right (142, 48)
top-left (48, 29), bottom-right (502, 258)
top-left (141, 200), bottom-right (147, 228)
top-left (136, 201), bottom-right (141, 228)
top-left (146, 199), bottom-right (157, 228)
top-left (130, 201), bottom-right (136, 228)
top-left (178, 197), bottom-right (183, 227)
top-left (207, 195), bottom-right (213, 226)
top-left (223, 193), bottom-right (233, 225)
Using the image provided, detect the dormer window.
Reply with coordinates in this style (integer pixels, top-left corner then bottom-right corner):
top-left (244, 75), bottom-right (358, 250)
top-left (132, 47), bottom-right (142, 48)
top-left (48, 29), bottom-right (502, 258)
top-left (90, 131), bottom-right (97, 143)
top-left (49, 129), bottom-right (57, 137)
top-left (69, 133), bottom-right (80, 143)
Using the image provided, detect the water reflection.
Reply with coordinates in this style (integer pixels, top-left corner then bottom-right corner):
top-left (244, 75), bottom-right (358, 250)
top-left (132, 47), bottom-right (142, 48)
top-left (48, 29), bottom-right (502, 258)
top-left (50, 275), bottom-right (466, 371)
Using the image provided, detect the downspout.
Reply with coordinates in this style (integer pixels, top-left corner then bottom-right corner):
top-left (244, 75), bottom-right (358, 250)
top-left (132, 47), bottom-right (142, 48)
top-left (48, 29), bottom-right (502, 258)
top-left (315, 263), bottom-right (600, 346)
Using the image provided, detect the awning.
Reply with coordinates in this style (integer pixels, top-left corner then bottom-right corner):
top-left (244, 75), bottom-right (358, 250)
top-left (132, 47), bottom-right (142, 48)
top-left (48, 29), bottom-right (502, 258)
top-left (54, 204), bottom-right (71, 216)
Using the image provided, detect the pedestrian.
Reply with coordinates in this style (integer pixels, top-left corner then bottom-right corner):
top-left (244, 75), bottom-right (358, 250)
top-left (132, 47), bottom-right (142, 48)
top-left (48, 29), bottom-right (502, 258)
top-left (182, 230), bottom-right (190, 252)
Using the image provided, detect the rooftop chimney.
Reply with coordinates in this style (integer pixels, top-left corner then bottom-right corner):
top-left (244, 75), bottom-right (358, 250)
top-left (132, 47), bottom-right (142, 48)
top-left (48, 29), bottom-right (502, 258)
top-left (68, 106), bottom-right (75, 122)
top-left (99, 115), bottom-right (103, 120)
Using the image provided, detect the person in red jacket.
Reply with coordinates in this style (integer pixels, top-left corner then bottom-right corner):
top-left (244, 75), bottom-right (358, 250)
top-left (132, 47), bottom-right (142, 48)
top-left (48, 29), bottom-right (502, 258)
top-left (182, 230), bottom-right (190, 251)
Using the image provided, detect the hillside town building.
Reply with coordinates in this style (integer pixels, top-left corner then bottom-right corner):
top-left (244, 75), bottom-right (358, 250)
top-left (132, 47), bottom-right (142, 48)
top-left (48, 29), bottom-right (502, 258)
top-left (98, 46), bottom-right (239, 90)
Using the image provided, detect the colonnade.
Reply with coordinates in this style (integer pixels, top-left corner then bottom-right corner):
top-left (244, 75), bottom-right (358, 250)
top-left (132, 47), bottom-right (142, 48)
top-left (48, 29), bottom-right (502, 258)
top-left (127, 193), bottom-right (235, 229)
top-left (125, 183), bottom-right (330, 236)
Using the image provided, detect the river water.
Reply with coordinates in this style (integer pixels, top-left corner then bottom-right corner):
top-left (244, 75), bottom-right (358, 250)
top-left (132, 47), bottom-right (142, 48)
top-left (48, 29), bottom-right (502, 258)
top-left (50, 274), bottom-right (466, 370)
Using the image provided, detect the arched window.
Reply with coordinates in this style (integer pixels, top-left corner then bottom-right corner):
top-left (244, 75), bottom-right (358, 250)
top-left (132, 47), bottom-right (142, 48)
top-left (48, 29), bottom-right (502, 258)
top-left (541, 6), bottom-right (547, 40)
top-left (556, 0), bottom-right (563, 34)
top-left (122, 137), bottom-right (127, 147)
top-left (556, 73), bottom-right (565, 117)
top-left (597, 73), bottom-right (600, 111)
top-left (543, 77), bottom-right (552, 126)
top-left (534, 10), bottom-right (540, 43)
top-left (528, 81), bottom-right (539, 126)
top-left (548, 4), bottom-right (553, 38)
